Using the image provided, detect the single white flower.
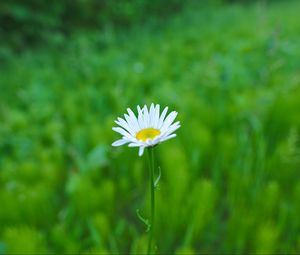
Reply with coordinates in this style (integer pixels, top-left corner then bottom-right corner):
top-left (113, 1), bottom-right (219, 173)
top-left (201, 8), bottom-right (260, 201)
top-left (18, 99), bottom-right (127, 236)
top-left (112, 103), bottom-right (180, 156)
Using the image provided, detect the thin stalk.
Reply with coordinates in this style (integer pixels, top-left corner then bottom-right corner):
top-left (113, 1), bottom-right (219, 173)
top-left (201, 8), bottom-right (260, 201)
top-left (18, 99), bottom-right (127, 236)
top-left (147, 146), bottom-right (155, 255)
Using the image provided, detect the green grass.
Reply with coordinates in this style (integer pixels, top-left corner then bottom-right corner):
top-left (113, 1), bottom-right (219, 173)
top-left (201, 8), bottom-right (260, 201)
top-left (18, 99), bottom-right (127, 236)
top-left (1, 1), bottom-right (300, 253)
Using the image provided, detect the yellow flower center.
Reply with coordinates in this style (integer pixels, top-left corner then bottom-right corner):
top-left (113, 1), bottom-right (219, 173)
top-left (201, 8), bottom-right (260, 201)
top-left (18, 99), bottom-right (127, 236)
top-left (136, 128), bottom-right (161, 141)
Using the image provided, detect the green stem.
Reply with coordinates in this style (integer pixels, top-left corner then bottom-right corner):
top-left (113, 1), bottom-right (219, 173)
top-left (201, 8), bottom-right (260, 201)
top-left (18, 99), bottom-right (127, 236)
top-left (147, 147), bottom-right (155, 255)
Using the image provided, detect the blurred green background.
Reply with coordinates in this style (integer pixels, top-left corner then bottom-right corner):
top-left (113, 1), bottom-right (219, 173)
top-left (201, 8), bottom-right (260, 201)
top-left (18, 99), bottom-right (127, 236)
top-left (1, 0), bottom-right (300, 253)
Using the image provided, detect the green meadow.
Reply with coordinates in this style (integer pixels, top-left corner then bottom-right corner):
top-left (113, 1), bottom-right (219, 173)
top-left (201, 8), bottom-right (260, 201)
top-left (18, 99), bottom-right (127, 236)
top-left (1, 0), bottom-right (300, 253)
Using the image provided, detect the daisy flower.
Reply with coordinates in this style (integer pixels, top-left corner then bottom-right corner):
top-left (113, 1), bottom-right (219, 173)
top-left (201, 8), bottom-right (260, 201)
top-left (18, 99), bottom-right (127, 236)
top-left (112, 103), bottom-right (180, 156)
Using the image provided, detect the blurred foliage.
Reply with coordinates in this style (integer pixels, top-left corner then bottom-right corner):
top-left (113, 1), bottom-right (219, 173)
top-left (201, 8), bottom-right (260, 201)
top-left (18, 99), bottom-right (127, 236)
top-left (1, 0), bottom-right (300, 254)
top-left (0, 0), bottom-right (284, 52)
top-left (0, 0), bottom-right (185, 51)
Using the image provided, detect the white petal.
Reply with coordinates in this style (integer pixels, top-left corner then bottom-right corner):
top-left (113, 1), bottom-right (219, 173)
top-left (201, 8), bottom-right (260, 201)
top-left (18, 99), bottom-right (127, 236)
top-left (127, 108), bottom-right (140, 131)
top-left (145, 139), bottom-right (152, 146)
top-left (150, 138), bottom-right (159, 146)
top-left (159, 134), bottom-right (177, 143)
top-left (124, 113), bottom-right (139, 133)
top-left (115, 118), bottom-right (135, 136)
top-left (143, 105), bottom-right (150, 127)
top-left (158, 106), bottom-right (168, 128)
top-left (162, 121), bottom-right (180, 136)
top-left (138, 106), bottom-right (145, 129)
top-left (112, 127), bottom-right (132, 138)
top-left (151, 136), bottom-right (161, 145)
top-left (137, 105), bottom-right (142, 113)
top-left (124, 136), bottom-right (139, 143)
top-left (160, 111), bottom-right (178, 132)
top-left (149, 103), bottom-right (155, 127)
top-left (123, 113), bottom-right (130, 124)
top-left (153, 104), bottom-right (160, 128)
top-left (128, 142), bottom-right (142, 147)
top-left (138, 146), bottom-right (145, 156)
top-left (112, 139), bottom-right (129, 147)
